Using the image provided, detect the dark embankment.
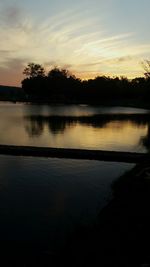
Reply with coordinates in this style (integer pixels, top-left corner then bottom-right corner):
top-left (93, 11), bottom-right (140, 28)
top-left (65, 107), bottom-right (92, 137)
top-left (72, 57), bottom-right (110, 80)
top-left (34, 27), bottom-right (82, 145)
top-left (0, 144), bottom-right (148, 163)
top-left (59, 162), bottom-right (150, 266)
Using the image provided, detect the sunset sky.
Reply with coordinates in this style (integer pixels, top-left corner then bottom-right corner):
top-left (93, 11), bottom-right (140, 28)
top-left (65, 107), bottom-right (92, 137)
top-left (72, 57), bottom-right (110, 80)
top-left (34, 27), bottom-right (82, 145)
top-left (0, 0), bottom-right (150, 86)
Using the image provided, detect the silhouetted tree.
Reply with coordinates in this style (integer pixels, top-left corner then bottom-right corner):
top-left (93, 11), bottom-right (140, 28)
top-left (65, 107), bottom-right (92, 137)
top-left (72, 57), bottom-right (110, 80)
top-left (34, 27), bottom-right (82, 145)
top-left (23, 63), bottom-right (45, 78)
top-left (21, 62), bottom-right (150, 106)
top-left (142, 60), bottom-right (150, 79)
top-left (48, 67), bottom-right (71, 79)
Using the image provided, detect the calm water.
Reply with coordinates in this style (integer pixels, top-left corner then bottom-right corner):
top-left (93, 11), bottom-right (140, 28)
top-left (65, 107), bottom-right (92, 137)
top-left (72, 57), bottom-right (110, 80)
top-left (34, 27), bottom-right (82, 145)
top-left (0, 102), bottom-right (149, 152)
top-left (0, 103), bottom-right (141, 250)
top-left (0, 155), bottom-right (133, 249)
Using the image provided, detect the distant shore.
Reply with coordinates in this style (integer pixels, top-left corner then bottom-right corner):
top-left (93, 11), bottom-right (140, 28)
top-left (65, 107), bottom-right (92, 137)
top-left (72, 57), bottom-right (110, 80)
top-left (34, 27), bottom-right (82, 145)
top-left (1, 98), bottom-right (150, 111)
top-left (1, 84), bottom-right (150, 109)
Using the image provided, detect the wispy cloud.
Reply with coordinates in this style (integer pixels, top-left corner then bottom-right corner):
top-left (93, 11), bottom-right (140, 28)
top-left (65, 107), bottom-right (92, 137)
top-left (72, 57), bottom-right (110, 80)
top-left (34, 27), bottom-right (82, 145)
top-left (0, 2), bottom-right (150, 85)
top-left (1, 5), bottom-right (22, 26)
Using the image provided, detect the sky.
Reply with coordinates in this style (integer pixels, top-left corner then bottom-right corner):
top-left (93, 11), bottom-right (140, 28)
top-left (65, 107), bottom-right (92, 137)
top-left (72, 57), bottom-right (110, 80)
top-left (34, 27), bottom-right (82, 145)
top-left (0, 0), bottom-right (150, 86)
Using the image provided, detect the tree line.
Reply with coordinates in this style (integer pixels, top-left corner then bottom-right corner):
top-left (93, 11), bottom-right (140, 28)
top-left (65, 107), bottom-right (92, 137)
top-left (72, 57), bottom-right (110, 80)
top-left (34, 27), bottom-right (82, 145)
top-left (22, 61), bottom-right (150, 105)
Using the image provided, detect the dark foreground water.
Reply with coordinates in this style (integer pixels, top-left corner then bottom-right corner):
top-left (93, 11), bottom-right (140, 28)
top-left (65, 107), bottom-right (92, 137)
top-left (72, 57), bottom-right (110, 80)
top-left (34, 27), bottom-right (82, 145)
top-left (0, 102), bottom-right (149, 152)
top-left (0, 155), bottom-right (133, 251)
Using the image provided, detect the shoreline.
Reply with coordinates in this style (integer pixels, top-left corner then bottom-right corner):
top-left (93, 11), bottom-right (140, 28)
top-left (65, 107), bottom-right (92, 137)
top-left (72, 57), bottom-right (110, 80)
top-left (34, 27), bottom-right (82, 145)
top-left (0, 144), bottom-right (148, 163)
top-left (0, 99), bottom-right (150, 110)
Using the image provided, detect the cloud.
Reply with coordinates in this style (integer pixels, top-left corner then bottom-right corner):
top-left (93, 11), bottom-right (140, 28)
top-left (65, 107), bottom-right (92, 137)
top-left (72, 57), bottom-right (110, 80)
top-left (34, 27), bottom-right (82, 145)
top-left (0, 3), bottom-right (26, 29)
top-left (2, 5), bottom-right (22, 25)
top-left (0, 4), bottom-right (150, 85)
top-left (0, 50), bottom-right (15, 55)
top-left (114, 56), bottom-right (134, 63)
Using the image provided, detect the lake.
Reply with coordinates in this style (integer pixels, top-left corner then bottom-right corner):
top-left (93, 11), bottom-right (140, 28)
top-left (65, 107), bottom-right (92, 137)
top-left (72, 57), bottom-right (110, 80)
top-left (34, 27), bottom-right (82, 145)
top-left (0, 102), bottom-right (147, 251)
top-left (0, 154), bottom-right (133, 251)
top-left (0, 102), bottom-right (149, 152)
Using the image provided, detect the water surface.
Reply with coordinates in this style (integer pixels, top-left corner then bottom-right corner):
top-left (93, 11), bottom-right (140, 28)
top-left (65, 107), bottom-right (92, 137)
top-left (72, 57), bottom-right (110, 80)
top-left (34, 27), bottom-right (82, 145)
top-left (0, 155), bottom-right (133, 249)
top-left (0, 102), bottom-right (149, 152)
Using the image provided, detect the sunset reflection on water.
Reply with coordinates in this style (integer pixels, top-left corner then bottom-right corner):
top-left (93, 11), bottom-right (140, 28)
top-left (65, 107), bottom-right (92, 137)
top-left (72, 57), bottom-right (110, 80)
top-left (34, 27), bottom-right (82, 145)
top-left (0, 103), bottom-right (149, 152)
